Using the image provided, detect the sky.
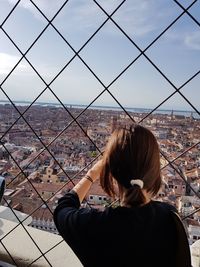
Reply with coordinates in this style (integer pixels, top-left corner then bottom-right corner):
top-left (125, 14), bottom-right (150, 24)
top-left (0, 0), bottom-right (200, 113)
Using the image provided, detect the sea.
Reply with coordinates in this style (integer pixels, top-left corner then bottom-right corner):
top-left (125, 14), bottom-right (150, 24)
top-left (0, 100), bottom-right (199, 119)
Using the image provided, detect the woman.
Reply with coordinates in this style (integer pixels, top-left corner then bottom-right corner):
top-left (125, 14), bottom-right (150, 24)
top-left (54, 125), bottom-right (191, 267)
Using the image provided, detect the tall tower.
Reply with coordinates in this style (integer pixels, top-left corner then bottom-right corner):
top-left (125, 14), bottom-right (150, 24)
top-left (190, 111), bottom-right (194, 122)
top-left (170, 109), bottom-right (174, 121)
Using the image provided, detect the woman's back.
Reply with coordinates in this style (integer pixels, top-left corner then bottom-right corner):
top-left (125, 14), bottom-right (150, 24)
top-left (54, 192), bottom-right (177, 267)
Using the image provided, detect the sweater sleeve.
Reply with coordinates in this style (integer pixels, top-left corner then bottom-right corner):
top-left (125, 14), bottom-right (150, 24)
top-left (53, 190), bottom-right (81, 235)
top-left (53, 190), bottom-right (103, 244)
top-left (54, 190), bottom-right (81, 211)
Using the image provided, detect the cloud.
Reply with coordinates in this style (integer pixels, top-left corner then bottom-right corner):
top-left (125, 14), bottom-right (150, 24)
top-left (87, 0), bottom-right (174, 38)
top-left (112, 0), bottom-right (157, 36)
top-left (73, 0), bottom-right (158, 36)
top-left (6, 0), bottom-right (166, 37)
top-left (0, 53), bottom-right (27, 75)
top-left (7, 0), bottom-right (64, 19)
top-left (184, 31), bottom-right (200, 50)
top-left (163, 28), bottom-right (200, 51)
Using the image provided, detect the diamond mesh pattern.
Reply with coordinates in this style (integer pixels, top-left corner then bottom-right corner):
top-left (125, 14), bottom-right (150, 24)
top-left (0, 0), bottom-right (199, 266)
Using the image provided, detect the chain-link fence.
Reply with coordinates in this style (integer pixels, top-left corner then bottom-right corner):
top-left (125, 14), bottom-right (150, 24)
top-left (0, 0), bottom-right (199, 266)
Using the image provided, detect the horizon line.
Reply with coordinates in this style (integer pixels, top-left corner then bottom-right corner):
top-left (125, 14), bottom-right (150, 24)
top-left (0, 99), bottom-right (197, 114)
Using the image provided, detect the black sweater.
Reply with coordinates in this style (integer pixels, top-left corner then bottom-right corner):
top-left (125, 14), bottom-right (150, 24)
top-left (54, 191), bottom-right (178, 267)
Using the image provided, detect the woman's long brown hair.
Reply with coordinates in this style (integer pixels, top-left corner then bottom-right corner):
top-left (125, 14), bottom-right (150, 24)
top-left (100, 125), bottom-right (161, 207)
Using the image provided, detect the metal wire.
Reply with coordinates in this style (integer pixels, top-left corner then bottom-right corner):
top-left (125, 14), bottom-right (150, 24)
top-left (0, 240), bottom-right (18, 267)
top-left (0, 0), bottom-right (199, 265)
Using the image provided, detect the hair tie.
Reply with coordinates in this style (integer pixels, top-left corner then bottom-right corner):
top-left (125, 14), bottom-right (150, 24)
top-left (130, 179), bottom-right (144, 189)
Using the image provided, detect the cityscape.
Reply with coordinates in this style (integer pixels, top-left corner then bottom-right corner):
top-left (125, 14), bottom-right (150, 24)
top-left (0, 103), bottom-right (199, 245)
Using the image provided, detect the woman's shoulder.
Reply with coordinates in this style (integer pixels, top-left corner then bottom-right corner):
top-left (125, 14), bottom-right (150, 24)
top-left (150, 200), bottom-right (178, 223)
top-left (152, 200), bottom-right (177, 212)
top-left (71, 200), bottom-right (178, 225)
